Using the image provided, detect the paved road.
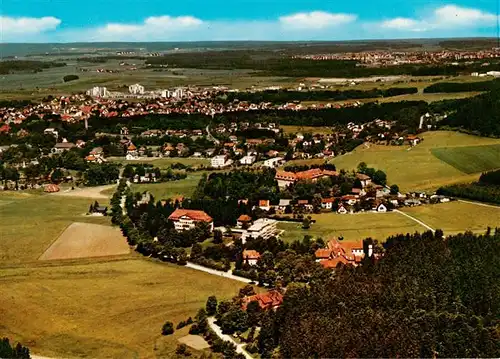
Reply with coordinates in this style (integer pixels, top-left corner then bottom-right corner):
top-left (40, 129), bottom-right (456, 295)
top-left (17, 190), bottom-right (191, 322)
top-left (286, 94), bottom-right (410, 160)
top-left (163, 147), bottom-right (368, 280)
top-left (206, 125), bottom-right (220, 145)
top-left (185, 262), bottom-right (252, 283)
top-left (208, 317), bottom-right (253, 359)
top-left (394, 209), bottom-right (435, 233)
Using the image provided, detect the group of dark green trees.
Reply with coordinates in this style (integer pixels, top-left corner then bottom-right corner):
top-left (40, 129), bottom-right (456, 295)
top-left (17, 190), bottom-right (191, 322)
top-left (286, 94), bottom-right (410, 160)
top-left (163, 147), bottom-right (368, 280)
top-left (0, 338), bottom-right (30, 359)
top-left (438, 168), bottom-right (500, 204)
top-left (257, 230), bottom-right (500, 358)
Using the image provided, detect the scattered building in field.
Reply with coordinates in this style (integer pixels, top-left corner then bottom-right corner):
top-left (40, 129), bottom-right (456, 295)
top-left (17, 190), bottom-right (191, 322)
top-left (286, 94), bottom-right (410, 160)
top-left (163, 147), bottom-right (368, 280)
top-left (168, 209), bottom-right (214, 232)
top-left (129, 83), bottom-right (145, 95)
top-left (43, 184), bottom-right (60, 193)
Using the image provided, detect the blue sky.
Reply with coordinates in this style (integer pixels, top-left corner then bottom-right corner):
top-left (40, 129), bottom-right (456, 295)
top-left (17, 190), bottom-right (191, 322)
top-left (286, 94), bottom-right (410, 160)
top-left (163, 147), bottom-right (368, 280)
top-left (1, 0), bottom-right (499, 42)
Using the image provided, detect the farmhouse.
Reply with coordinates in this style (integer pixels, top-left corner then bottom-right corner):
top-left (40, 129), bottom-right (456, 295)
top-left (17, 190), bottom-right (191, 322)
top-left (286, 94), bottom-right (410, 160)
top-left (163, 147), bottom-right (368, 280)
top-left (263, 157), bottom-right (285, 168)
top-left (168, 209), bottom-right (214, 232)
top-left (356, 173), bottom-right (372, 188)
top-left (211, 155), bottom-right (232, 168)
top-left (240, 155), bottom-right (256, 165)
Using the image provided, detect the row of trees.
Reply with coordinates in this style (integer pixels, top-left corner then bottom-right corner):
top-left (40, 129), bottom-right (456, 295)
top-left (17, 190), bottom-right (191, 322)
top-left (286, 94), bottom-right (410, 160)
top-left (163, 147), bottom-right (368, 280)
top-left (437, 183), bottom-right (500, 204)
top-left (217, 87), bottom-right (418, 104)
top-left (424, 78), bottom-right (500, 93)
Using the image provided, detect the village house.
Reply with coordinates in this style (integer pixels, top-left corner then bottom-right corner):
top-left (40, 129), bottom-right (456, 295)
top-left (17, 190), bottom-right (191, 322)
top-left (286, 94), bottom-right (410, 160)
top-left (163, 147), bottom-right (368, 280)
top-left (242, 249), bottom-right (261, 266)
top-left (168, 209), bottom-right (214, 232)
top-left (356, 173), bottom-right (372, 188)
top-left (263, 157), bottom-right (285, 168)
top-left (242, 290), bottom-right (284, 311)
top-left (237, 214), bottom-right (253, 228)
top-left (52, 140), bottom-right (76, 154)
top-left (321, 198), bottom-right (334, 210)
top-left (126, 143), bottom-right (139, 160)
top-left (239, 155), bottom-right (256, 165)
top-left (211, 155), bottom-right (232, 168)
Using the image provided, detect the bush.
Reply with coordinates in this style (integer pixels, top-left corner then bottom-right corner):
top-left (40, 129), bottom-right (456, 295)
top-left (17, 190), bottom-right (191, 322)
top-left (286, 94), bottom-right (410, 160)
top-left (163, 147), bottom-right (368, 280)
top-left (161, 321), bottom-right (174, 335)
top-left (176, 343), bottom-right (191, 356)
top-left (63, 74), bottom-right (79, 82)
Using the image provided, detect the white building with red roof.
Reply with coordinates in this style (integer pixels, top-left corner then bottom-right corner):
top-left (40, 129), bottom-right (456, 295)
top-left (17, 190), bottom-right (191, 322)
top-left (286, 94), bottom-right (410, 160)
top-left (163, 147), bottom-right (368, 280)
top-left (168, 209), bottom-right (213, 232)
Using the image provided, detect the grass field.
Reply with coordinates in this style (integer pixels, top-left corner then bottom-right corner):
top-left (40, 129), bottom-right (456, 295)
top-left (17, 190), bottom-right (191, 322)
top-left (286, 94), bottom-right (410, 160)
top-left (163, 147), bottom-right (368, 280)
top-left (0, 258), bottom-right (242, 358)
top-left (129, 172), bottom-right (205, 200)
top-left (431, 144), bottom-right (500, 174)
top-left (401, 201), bottom-right (500, 235)
top-left (39, 222), bottom-right (130, 261)
top-left (108, 157), bottom-right (210, 169)
top-left (331, 131), bottom-right (500, 192)
top-left (0, 190), bottom-right (244, 358)
top-left (277, 211), bottom-right (426, 243)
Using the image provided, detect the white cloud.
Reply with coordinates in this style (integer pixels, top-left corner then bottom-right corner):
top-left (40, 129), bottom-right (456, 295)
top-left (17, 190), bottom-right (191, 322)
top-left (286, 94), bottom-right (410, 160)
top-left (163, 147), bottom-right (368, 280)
top-left (279, 11), bottom-right (357, 30)
top-left (92, 15), bottom-right (203, 41)
top-left (0, 16), bottom-right (61, 38)
top-left (378, 5), bottom-right (497, 33)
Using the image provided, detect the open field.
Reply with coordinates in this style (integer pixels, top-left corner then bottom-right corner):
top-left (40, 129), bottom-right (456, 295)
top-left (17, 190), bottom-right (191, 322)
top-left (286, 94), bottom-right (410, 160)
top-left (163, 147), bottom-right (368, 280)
top-left (54, 184), bottom-right (116, 199)
top-left (277, 211), bottom-right (426, 243)
top-left (108, 156), bottom-right (210, 169)
top-left (0, 193), bottom-right (113, 264)
top-left (401, 201), bottom-right (500, 235)
top-left (39, 222), bottom-right (130, 261)
top-left (431, 144), bottom-right (500, 174)
top-left (331, 131), bottom-right (500, 192)
top-left (281, 125), bottom-right (332, 135)
top-left (377, 91), bottom-right (481, 103)
top-left (129, 172), bottom-right (206, 200)
top-left (0, 258), bottom-right (242, 358)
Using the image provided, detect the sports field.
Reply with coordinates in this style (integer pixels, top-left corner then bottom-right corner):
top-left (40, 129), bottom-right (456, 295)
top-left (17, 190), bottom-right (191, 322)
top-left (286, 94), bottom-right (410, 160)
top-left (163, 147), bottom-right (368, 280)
top-left (0, 191), bottom-right (243, 358)
top-left (431, 144), bottom-right (500, 174)
top-left (331, 131), bottom-right (500, 192)
top-left (401, 201), bottom-right (500, 235)
top-left (277, 211), bottom-right (426, 243)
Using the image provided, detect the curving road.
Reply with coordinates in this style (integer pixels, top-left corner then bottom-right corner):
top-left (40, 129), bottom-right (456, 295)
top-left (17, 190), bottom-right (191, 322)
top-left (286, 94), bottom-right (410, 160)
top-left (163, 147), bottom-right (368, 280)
top-left (185, 262), bottom-right (252, 283)
top-left (206, 125), bottom-right (220, 145)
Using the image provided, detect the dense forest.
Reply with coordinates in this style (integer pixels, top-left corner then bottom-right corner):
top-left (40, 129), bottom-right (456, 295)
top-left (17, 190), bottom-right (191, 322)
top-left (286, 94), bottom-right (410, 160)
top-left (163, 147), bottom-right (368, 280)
top-left (424, 79), bottom-right (500, 93)
top-left (259, 230), bottom-right (500, 358)
top-left (440, 91), bottom-right (500, 136)
top-left (217, 87), bottom-right (418, 104)
top-left (437, 169), bottom-right (500, 204)
top-left (0, 60), bottom-right (66, 75)
top-left (145, 51), bottom-right (500, 77)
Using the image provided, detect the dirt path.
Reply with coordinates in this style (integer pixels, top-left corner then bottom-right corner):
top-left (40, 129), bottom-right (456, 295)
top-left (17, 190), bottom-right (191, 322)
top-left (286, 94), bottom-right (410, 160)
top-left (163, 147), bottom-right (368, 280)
top-left (55, 184), bottom-right (116, 199)
top-left (458, 199), bottom-right (500, 209)
top-left (394, 209), bottom-right (435, 233)
top-left (185, 262), bottom-right (252, 284)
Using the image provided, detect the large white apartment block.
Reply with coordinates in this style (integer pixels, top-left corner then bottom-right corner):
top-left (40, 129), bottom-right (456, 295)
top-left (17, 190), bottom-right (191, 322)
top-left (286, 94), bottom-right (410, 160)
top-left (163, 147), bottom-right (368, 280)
top-left (241, 218), bottom-right (279, 244)
top-left (86, 86), bottom-right (108, 98)
top-left (129, 83), bottom-right (145, 95)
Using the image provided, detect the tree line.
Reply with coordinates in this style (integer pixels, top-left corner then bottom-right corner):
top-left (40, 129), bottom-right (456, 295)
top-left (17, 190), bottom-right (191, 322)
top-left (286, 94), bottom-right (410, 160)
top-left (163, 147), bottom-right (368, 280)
top-left (424, 78), bottom-right (500, 93)
top-left (437, 169), bottom-right (500, 204)
top-left (0, 338), bottom-right (30, 359)
top-left (217, 87), bottom-right (418, 104)
top-left (0, 60), bottom-right (66, 75)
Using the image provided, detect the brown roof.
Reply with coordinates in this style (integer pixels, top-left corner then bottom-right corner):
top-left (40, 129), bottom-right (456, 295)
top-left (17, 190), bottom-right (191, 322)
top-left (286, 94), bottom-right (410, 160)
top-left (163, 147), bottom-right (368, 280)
top-left (127, 144), bottom-right (137, 151)
top-left (356, 173), bottom-right (371, 181)
top-left (168, 209), bottom-right (213, 222)
top-left (242, 290), bottom-right (284, 310)
top-left (238, 214), bottom-right (252, 222)
top-left (315, 248), bottom-right (332, 259)
top-left (320, 256), bottom-right (350, 269)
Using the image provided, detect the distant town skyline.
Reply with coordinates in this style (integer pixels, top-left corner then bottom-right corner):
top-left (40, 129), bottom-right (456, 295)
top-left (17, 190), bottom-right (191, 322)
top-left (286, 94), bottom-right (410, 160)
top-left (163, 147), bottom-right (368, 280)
top-left (1, 1), bottom-right (499, 42)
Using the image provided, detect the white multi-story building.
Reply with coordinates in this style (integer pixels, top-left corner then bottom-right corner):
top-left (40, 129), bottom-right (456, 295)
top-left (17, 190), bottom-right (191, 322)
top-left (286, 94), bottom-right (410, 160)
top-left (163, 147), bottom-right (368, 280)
top-left (239, 155), bottom-right (256, 165)
top-left (86, 86), bottom-right (108, 98)
top-left (129, 83), bottom-right (145, 95)
top-left (211, 155), bottom-right (232, 168)
top-left (240, 218), bottom-right (279, 244)
top-left (263, 157), bottom-right (285, 168)
top-left (168, 209), bottom-right (214, 232)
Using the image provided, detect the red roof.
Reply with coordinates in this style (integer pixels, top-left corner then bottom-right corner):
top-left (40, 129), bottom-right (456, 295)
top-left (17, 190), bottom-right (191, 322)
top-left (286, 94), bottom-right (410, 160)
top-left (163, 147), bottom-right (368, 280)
top-left (295, 168), bottom-right (324, 180)
top-left (320, 256), bottom-right (350, 269)
top-left (243, 250), bottom-right (261, 260)
top-left (322, 198), bottom-right (334, 203)
top-left (275, 170), bottom-right (297, 181)
top-left (168, 209), bottom-right (213, 222)
top-left (238, 214), bottom-right (252, 222)
top-left (242, 290), bottom-right (284, 310)
top-left (0, 124), bottom-right (11, 133)
top-left (315, 248), bottom-right (332, 259)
